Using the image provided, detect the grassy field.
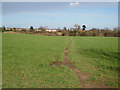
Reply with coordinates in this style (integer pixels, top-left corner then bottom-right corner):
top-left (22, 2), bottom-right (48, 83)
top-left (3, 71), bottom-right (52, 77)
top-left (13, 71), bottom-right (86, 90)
top-left (69, 37), bottom-right (118, 87)
top-left (2, 33), bottom-right (118, 88)
top-left (2, 33), bottom-right (80, 88)
top-left (0, 31), bottom-right (2, 90)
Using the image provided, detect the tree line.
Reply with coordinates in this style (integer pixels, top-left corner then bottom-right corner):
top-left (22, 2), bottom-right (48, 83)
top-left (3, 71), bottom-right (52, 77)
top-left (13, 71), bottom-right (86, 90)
top-left (1, 24), bottom-right (119, 37)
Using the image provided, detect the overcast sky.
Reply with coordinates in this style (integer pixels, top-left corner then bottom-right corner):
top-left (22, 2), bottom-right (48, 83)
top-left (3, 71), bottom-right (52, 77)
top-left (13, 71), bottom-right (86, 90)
top-left (2, 2), bottom-right (118, 29)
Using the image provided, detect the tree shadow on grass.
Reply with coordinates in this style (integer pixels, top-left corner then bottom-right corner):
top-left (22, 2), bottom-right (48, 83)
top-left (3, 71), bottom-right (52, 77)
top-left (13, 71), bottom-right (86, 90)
top-left (77, 49), bottom-right (118, 71)
top-left (79, 49), bottom-right (118, 60)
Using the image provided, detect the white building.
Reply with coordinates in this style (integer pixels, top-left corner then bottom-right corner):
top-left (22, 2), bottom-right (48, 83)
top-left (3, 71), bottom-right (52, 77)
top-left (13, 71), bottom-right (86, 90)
top-left (46, 29), bottom-right (57, 32)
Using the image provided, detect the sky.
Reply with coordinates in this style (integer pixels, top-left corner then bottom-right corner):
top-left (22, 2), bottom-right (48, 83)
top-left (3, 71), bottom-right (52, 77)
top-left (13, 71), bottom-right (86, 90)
top-left (2, 2), bottom-right (118, 29)
top-left (2, 0), bottom-right (120, 2)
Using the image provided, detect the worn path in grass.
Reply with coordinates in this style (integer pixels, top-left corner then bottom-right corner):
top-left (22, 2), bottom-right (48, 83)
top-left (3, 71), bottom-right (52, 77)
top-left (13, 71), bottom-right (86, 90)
top-left (51, 39), bottom-right (112, 88)
top-left (51, 39), bottom-right (89, 87)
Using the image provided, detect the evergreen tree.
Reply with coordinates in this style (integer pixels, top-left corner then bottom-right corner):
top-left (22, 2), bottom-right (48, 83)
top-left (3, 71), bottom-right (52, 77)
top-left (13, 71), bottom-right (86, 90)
top-left (30, 26), bottom-right (34, 32)
top-left (82, 25), bottom-right (86, 30)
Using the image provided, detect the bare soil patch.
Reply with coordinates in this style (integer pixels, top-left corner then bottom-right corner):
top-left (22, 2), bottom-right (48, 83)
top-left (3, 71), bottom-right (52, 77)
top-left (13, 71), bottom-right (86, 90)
top-left (50, 40), bottom-right (89, 87)
top-left (50, 40), bottom-right (112, 88)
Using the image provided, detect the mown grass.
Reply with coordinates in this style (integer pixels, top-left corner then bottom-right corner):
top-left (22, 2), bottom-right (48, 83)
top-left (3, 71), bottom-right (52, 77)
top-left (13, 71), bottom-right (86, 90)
top-left (69, 37), bottom-right (118, 88)
top-left (2, 33), bottom-right (80, 88)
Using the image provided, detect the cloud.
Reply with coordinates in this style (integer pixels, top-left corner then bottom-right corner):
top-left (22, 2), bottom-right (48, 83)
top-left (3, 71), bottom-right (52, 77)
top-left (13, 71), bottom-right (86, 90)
top-left (68, 2), bottom-right (80, 7)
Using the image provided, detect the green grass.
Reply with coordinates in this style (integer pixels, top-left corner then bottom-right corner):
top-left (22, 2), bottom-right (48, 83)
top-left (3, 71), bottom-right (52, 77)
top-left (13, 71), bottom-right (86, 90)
top-left (69, 37), bottom-right (118, 87)
top-left (2, 33), bottom-right (80, 88)
top-left (2, 33), bottom-right (118, 88)
top-left (0, 30), bottom-right (2, 90)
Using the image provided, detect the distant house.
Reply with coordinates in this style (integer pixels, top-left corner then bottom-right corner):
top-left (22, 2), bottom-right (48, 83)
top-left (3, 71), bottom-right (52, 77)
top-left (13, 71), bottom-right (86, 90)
top-left (6, 28), bottom-right (9, 30)
top-left (35, 29), bottom-right (41, 31)
top-left (6, 28), bottom-right (12, 30)
top-left (17, 28), bottom-right (19, 31)
top-left (16, 28), bottom-right (22, 31)
top-left (46, 29), bottom-right (58, 32)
